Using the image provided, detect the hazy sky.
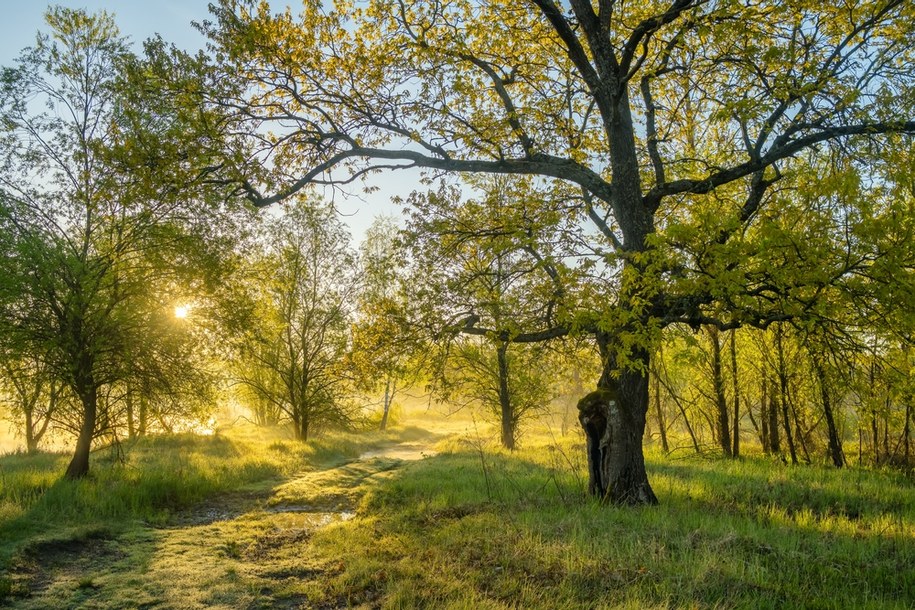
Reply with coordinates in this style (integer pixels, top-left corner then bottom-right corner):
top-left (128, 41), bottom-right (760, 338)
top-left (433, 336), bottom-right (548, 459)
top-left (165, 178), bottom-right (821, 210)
top-left (0, 1), bottom-right (411, 242)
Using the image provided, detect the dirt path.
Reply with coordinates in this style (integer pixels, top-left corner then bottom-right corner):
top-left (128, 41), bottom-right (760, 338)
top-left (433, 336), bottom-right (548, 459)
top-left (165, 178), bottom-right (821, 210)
top-left (5, 433), bottom-right (445, 609)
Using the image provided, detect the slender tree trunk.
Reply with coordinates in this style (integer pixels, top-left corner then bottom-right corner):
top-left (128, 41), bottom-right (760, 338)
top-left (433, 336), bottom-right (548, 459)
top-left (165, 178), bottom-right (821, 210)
top-left (652, 360), bottom-right (669, 453)
top-left (126, 389), bottom-right (136, 439)
top-left (812, 357), bottom-right (844, 467)
top-left (871, 410), bottom-right (880, 466)
top-left (904, 400), bottom-right (911, 465)
top-left (869, 356), bottom-right (879, 465)
top-left (883, 402), bottom-right (890, 460)
top-left (708, 326), bottom-right (732, 457)
top-left (66, 383), bottom-right (97, 479)
top-left (32, 381), bottom-right (57, 452)
top-left (496, 341), bottom-right (515, 451)
top-left (781, 390), bottom-right (798, 464)
top-left (380, 378), bottom-right (392, 432)
top-left (775, 326), bottom-right (797, 464)
top-left (25, 409), bottom-right (38, 453)
top-left (791, 402), bottom-right (811, 464)
top-left (659, 368), bottom-right (701, 454)
top-left (138, 396), bottom-right (148, 437)
top-left (730, 330), bottom-right (740, 458)
top-left (760, 373), bottom-right (770, 452)
top-left (768, 375), bottom-right (781, 454)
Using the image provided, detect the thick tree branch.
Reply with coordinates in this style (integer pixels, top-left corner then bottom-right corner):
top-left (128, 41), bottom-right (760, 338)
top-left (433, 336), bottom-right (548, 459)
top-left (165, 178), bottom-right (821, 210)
top-left (241, 146), bottom-right (614, 208)
top-left (643, 121), bottom-right (915, 207)
top-left (619, 0), bottom-right (706, 78)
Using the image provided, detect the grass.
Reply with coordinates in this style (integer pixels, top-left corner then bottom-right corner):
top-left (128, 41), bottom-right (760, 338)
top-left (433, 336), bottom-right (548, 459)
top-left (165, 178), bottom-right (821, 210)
top-left (305, 435), bottom-right (915, 609)
top-left (0, 416), bottom-right (912, 609)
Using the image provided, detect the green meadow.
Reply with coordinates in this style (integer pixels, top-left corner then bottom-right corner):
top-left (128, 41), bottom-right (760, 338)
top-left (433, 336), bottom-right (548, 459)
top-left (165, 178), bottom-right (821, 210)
top-left (1, 414), bottom-right (912, 609)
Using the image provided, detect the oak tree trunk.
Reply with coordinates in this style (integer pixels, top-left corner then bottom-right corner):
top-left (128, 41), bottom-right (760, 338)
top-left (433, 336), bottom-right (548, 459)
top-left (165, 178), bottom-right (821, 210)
top-left (600, 355), bottom-right (658, 505)
top-left (580, 337), bottom-right (658, 506)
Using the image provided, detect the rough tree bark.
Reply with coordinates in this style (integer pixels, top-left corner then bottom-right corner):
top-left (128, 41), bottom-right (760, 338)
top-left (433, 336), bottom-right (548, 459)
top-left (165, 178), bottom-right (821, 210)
top-left (579, 335), bottom-right (658, 505)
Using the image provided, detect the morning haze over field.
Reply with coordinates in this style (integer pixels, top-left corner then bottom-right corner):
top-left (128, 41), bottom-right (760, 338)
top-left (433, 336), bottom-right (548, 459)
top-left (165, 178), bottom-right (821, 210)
top-left (1, 1), bottom-right (914, 608)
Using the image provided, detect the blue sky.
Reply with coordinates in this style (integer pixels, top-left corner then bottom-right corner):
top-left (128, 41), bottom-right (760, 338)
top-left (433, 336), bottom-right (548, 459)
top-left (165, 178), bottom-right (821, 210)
top-left (0, 1), bottom-right (210, 60)
top-left (0, 1), bottom-right (410, 242)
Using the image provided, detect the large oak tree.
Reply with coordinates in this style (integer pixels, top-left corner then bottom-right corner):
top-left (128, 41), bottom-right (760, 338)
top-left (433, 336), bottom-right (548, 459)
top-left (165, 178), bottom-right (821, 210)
top-left (201, 0), bottom-right (915, 503)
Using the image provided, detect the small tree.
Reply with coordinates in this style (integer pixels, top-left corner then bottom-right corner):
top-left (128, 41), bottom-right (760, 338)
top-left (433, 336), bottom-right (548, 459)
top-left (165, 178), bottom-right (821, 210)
top-left (403, 178), bottom-right (574, 448)
top-left (347, 216), bottom-right (418, 431)
top-left (236, 197), bottom-right (358, 441)
top-left (442, 336), bottom-right (555, 449)
top-left (0, 351), bottom-right (62, 453)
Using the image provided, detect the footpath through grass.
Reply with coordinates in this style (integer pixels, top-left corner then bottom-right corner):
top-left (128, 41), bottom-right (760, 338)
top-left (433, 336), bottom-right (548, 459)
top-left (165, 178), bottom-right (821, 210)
top-left (0, 421), bottom-right (913, 609)
top-left (0, 424), bottom-right (429, 605)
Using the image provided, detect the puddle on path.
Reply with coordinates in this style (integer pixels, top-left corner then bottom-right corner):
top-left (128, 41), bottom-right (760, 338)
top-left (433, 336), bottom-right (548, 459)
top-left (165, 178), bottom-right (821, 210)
top-left (266, 505), bottom-right (355, 524)
top-left (359, 442), bottom-right (436, 461)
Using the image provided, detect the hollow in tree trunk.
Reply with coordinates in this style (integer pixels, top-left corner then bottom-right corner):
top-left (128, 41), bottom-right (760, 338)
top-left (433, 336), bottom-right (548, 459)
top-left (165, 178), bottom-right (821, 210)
top-left (579, 339), bottom-right (658, 506)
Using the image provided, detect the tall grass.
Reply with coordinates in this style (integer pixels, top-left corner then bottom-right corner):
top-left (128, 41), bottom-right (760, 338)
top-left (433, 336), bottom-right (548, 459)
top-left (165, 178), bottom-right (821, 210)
top-left (308, 435), bottom-right (915, 609)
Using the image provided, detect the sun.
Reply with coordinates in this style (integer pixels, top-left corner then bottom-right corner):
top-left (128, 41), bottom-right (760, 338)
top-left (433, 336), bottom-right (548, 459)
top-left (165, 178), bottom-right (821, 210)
top-left (174, 304), bottom-right (190, 319)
